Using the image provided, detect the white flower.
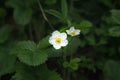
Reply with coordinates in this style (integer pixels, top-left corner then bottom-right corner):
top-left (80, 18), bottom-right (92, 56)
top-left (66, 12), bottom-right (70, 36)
top-left (49, 30), bottom-right (68, 49)
top-left (66, 26), bottom-right (80, 36)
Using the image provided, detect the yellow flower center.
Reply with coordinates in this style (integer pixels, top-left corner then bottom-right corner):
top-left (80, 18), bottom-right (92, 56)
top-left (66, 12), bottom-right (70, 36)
top-left (55, 37), bottom-right (61, 43)
top-left (71, 31), bottom-right (76, 35)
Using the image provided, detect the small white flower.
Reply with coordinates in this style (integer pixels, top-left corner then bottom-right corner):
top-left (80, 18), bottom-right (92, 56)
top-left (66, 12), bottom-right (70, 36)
top-left (49, 30), bottom-right (68, 49)
top-left (66, 26), bottom-right (80, 36)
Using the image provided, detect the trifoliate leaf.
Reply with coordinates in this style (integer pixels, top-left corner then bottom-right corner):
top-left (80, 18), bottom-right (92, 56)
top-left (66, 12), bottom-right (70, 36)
top-left (13, 41), bottom-right (48, 66)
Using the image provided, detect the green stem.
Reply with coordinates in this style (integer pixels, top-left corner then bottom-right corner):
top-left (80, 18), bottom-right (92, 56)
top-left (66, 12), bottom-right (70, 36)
top-left (62, 48), bottom-right (67, 80)
top-left (37, 0), bottom-right (55, 30)
top-left (67, 68), bottom-right (71, 80)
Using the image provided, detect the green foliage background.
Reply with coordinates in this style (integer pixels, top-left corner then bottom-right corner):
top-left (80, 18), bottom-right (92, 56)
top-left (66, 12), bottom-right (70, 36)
top-left (0, 0), bottom-right (120, 80)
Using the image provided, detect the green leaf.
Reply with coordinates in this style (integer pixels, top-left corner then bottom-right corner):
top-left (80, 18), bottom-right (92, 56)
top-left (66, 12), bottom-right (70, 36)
top-left (69, 62), bottom-right (79, 71)
top-left (12, 64), bottom-right (62, 80)
top-left (64, 37), bottom-right (80, 55)
top-left (13, 41), bottom-right (48, 66)
top-left (69, 58), bottom-right (81, 70)
top-left (43, 47), bottom-right (63, 57)
top-left (14, 8), bottom-right (32, 26)
top-left (111, 9), bottom-right (120, 25)
top-left (46, 9), bottom-right (66, 22)
top-left (109, 26), bottom-right (120, 37)
top-left (70, 58), bottom-right (81, 63)
top-left (0, 47), bottom-right (16, 76)
top-left (37, 35), bottom-right (51, 49)
top-left (63, 61), bottom-right (69, 68)
top-left (61, 0), bottom-right (68, 18)
top-left (63, 58), bottom-right (81, 70)
top-left (35, 65), bottom-right (62, 80)
top-left (104, 60), bottom-right (120, 80)
top-left (0, 25), bottom-right (13, 44)
top-left (11, 63), bottom-right (37, 80)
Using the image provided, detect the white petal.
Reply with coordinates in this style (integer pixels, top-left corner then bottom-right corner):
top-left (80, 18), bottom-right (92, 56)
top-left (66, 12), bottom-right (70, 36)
top-left (53, 44), bottom-right (61, 49)
top-left (60, 33), bottom-right (67, 40)
top-left (70, 26), bottom-right (75, 31)
top-left (49, 37), bottom-right (55, 44)
top-left (60, 40), bottom-right (68, 46)
top-left (75, 30), bottom-right (80, 35)
top-left (49, 37), bottom-right (53, 44)
top-left (52, 30), bottom-right (60, 37)
top-left (66, 30), bottom-right (70, 34)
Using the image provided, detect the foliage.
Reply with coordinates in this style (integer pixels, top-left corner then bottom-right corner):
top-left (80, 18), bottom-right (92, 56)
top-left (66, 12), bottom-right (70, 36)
top-left (0, 0), bottom-right (120, 80)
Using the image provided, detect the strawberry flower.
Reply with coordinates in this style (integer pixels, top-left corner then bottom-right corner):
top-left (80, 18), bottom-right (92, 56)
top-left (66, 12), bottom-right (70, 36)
top-left (49, 31), bottom-right (68, 49)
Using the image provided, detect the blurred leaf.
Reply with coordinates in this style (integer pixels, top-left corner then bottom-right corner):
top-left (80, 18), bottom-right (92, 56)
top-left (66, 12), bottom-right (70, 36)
top-left (85, 35), bottom-right (96, 46)
top-left (35, 65), bottom-right (62, 80)
top-left (63, 61), bottom-right (69, 68)
top-left (76, 20), bottom-right (92, 34)
top-left (61, 0), bottom-right (68, 18)
top-left (0, 8), bottom-right (7, 18)
top-left (0, 25), bottom-right (13, 44)
top-left (111, 9), bottom-right (120, 25)
top-left (45, 0), bottom-right (57, 4)
top-left (70, 58), bottom-right (81, 63)
top-left (64, 37), bottom-right (80, 55)
top-left (104, 60), bottom-right (120, 80)
top-left (14, 8), bottom-right (32, 26)
top-left (99, 0), bottom-right (113, 8)
top-left (109, 26), bottom-right (120, 37)
top-left (11, 63), bottom-right (38, 80)
top-left (63, 58), bottom-right (81, 70)
top-left (70, 58), bottom-right (81, 70)
top-left (6, 0), bottom-right (37, 8)
top-left (79, 56), bottom-right (96, 72)
top-left (46, 9), bottom-right (66, 22)
top-left (70, 62), bottom-right (79, 70)
top-left (79, 39), bottom-right (86, 47)
top-left (0, 47), bottom-right (16, 76)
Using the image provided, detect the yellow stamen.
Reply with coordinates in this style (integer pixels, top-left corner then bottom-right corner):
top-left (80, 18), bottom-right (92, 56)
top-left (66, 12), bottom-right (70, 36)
top-left (55, 37), bottom-right (61, 43)
top-left (71, 31), bottom-right (76, 35)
